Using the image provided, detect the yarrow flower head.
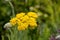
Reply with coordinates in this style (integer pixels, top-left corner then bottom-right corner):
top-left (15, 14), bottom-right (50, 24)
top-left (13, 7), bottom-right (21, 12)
top-left (9, 12), bottom-right (38, 31)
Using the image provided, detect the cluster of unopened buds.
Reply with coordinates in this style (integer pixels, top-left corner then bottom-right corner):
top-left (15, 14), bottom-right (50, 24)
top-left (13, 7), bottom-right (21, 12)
top-left (9, 12), bottom-right (38, 31)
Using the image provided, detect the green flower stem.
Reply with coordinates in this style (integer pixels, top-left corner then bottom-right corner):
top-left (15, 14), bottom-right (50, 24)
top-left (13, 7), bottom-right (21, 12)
top-left (48, 0), bottom-right (57, 29)
top-left (14, 27), bottom-right (18, 40)
top-left (1, 35), bottom-right (4, 40)
top-left (36, 18), bottom-right (41, 40)
top-left (9, 29), bottom-right (14, 40)
top-left (8, 1), bottom-right (15, 17)
top-left (7, 34), bottom-right (10, 40)
top-left (50, 5), bottom-right (56, 28)
top-left (54, 4), bottom-right (60, 28)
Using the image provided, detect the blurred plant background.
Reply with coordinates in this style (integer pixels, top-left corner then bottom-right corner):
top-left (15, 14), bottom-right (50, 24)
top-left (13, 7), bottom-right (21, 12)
top-left (0, 0), bottom-right (60, 40)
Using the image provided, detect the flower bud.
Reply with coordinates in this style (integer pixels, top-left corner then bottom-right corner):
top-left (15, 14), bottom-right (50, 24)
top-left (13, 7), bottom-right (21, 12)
top-left (56, 35), bottom-right (60, 40)
top-left (4, 22), bottom-right (12, 28)
top-left (37, 12), bottom-right (43, 16)
top-left (29, 7), bottom-right (34, 11)
top-left (44, 14), bottom-right (48, 18)
top-left (35, 5), bottom-right (40, 8)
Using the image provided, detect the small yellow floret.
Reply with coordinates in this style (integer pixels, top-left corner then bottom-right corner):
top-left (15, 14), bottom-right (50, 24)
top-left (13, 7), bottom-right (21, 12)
top-left (29, 17), bottom-right (37, 27)
top-left (21, 15), bottom-right (29, 22)
top-left (17, 23), bottom-right (28, 31)
top-left (16, 12), bottom-right (25, 19)
top-left (10, 18), bottom-right (17, 25)
top-left (29, 22), bottom-right (37, 27)
top-left (29, 17), bottom-right (36, 22)
top-left (27, 12), bottom-right (38, 18)
top-left (20, 23), bottom-right (28, 29)
top-left (18, 26), bottom-right (25, 31)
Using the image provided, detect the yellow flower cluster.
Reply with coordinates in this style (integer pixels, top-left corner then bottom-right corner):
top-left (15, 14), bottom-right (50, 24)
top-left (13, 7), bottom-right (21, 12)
top-left (10, 12), bottom-right (38, 31)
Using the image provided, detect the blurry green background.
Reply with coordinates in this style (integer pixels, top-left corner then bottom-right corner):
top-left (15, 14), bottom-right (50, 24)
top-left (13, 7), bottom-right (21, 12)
top-left (0, 0), bottom-right (60, 40)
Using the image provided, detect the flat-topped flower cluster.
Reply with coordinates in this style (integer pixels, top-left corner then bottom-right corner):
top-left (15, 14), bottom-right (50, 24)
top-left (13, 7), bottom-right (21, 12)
top-left (10, 12), bottom-right (38, 31)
